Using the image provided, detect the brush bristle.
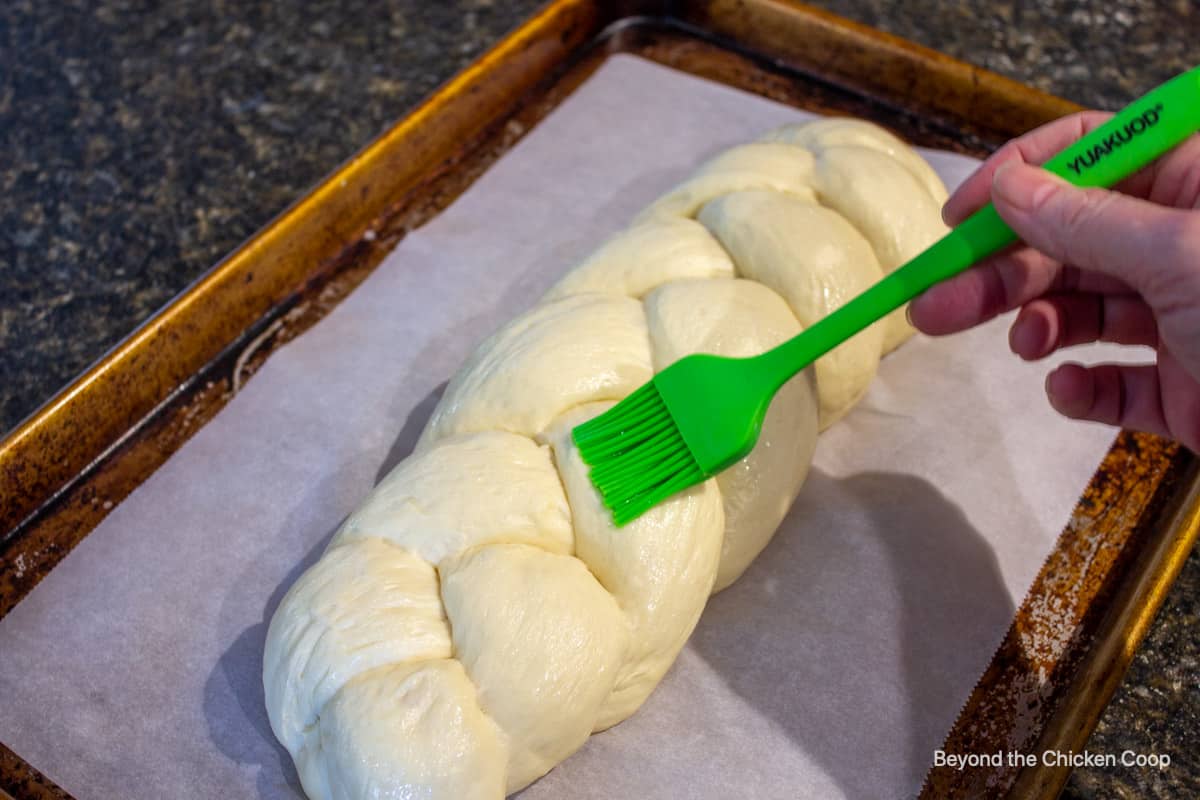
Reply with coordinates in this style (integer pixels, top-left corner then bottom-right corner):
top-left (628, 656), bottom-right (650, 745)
top-left (573, 382), bottom-right (706, 526)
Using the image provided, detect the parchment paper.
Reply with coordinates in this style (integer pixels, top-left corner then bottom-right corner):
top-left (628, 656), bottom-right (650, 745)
top-left (0, 55), bottom-right (1139, 800)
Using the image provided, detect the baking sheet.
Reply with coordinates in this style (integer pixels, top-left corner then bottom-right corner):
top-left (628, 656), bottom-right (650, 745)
top-left (0, 54), bottom-right (1137, 799)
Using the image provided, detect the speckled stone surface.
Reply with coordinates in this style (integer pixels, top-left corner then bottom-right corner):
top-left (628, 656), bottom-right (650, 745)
top-left (0, 0), bottom-right (546, 433)
top-left (1, 0), bottom-right (1196, 797)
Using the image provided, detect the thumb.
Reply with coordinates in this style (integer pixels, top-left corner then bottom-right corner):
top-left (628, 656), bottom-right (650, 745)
top-left (990, 161), bottom-right (1193, 299)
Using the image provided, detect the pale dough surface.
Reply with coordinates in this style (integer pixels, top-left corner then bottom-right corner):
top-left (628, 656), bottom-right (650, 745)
top-left (642, 278), bottom-right (818, 590)
top-left (637, 142), bottom-right (819, 221)
top-left (441, 543), bottom-right (629, 792)
top-left (416, 293), bottom-right (653, 446)
top-left (697, 190), bottom-right (885, 427)
top-left (332, 431), bottom-right (573, 563)
top-left (543, 401), bottom-right (725, 729)
top-left (264, 116), bottom-right (949, 798)
top-left (541, 217), bottom-right (735, 302)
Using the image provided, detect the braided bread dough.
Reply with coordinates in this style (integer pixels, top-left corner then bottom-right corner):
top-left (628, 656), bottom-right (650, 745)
top-left (264, 117), bottom-right (948, 799)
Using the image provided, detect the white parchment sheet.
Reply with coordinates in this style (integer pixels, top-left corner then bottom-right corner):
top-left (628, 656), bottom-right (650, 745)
top-left (0, 55), bottom-right (1137, 799)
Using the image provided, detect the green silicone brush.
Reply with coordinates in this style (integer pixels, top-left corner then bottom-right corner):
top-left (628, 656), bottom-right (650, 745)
top-left (574, 64), bottom-right (1200, 527)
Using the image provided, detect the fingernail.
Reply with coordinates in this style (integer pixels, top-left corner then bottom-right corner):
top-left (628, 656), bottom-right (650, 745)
top-left (992, 162), bottom-right (1056, 212)
top-left (1045, 366), bottom-right (1073, 416)
top-left (907, 292), bottom-right (933, 331)
top-left (1009, 310), bottom-right (1047, 360)
top-left (1046, 363), bottom-right (1092, 419)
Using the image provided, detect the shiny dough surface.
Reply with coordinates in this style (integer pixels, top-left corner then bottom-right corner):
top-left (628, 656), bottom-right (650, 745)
top-left (264, 117), bottom-right (948, 799)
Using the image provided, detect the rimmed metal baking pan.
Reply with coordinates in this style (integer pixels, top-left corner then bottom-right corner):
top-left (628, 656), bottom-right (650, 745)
top-left (2, 2), bottom-right (1196, 798)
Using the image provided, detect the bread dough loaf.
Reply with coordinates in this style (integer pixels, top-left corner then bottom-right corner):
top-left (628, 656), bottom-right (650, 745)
top-left (642, 278), bottom-right (818, 590)
top-left (696, 190), bottom-right (884, 427)
top-left (264, 117), bottom-right (948, 799)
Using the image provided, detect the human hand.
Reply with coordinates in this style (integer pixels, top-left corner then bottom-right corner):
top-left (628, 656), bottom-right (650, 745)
top-left (908, 111), bottom-right (1200, 451)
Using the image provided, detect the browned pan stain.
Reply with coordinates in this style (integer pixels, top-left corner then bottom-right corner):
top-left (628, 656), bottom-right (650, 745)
top-left (1, 3), bottom-right (1195, 799)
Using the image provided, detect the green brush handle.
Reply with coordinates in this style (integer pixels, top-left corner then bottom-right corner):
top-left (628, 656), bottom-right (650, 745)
top-left (758, 64), bottom-right (1200, 386)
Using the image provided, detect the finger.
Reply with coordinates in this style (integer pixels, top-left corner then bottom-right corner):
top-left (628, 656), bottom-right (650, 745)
top-left (1046, 362), bottom-right (1170, 438)
top-left (908, 246), bottom-right (1130, 336)
top-left (943, 117), bottom-right (1200, 225)
top-left (990, 161), bottom-right (1200, 301)
top-left (1127, 131), bottom-right (1200, 208)
top-left (1008, 294), bottom-right (1159, 360)
top-left (943, 111), bottom-right (1114, 225)
top-left (1158, 350), bottom-right (1200, 453)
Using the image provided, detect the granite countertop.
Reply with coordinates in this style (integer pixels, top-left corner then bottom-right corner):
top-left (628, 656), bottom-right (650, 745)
top-left (1, 0), bottom-right (1195, 797)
